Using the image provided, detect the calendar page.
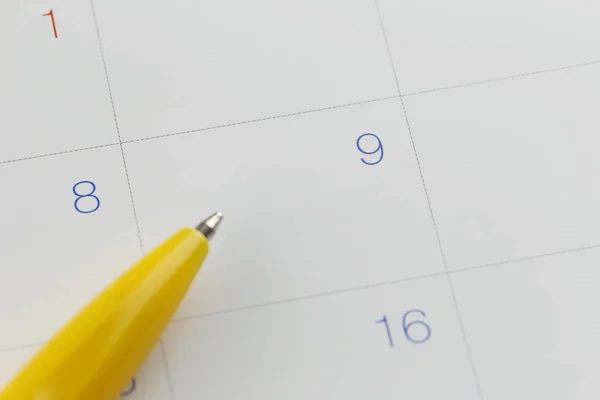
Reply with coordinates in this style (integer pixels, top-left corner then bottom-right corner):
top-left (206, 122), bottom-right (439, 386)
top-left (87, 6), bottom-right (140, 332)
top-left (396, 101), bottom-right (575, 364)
top-left (1, 1), bottom-right (600, 399)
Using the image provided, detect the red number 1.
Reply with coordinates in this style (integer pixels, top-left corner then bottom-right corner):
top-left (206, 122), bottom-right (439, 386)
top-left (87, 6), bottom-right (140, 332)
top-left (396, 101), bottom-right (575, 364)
top-left (43, 9), bottom-right (58, 38)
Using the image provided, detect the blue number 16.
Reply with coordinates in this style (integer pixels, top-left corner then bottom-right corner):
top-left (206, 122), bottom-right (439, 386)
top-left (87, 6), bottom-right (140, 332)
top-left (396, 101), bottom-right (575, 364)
top-left (356, 133), bottom-right (384, 165)
top-left (376, 309), bottom-right (431, 348)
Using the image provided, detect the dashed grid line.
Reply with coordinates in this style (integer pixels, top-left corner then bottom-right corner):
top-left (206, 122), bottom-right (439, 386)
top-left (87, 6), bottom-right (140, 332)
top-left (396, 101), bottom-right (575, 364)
top-left (2, 58), bottom-right (599, 167)
top-left (0, 96), bottom-right (399, 166)
top-left (173, 240), bottom-right (600, 322)
top-left (373, 1), bottom-right (484, 398)
top-left (89, 1), bottom-right (170, 398)
top-left (4, 239), bottom-right (600, 354)
top-left (402, 59), bottom-right (600, 97)
top-left (174, 271), bottom-right (448, 323)
top-left (121, 94), bottom-right (400, 145)
top-left (448, 242), bottom-right (600, 276)
top-left (0, 341), bottom-right (41, 353)
top-left (159, 341), bottom-right (177, 398)
top-left (90, 0), bottom-right (144, 255)
top-left (374, 0), bottom-right (401, 96)
top-left (0, 142), bottom-right (119, 165)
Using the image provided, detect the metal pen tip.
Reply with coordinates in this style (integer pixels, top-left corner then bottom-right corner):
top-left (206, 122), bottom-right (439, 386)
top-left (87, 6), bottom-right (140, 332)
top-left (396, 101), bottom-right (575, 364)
top-left (195, 212), bottom-right (224, 240)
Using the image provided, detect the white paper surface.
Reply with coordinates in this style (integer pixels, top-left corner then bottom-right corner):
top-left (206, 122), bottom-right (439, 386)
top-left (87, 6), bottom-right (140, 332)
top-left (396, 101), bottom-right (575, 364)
top-left (1, 1), bottom-right (600, 399)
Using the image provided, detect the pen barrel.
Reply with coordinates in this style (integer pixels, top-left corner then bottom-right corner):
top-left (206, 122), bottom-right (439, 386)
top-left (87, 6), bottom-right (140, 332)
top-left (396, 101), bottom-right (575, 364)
top-left (0, 227), bottom-right (209, 400)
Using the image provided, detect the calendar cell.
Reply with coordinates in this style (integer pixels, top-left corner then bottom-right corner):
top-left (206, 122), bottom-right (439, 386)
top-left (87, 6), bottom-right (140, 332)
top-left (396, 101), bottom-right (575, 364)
top-left (378, 0), bottom-right (600, 94)
top-left (452, 247), bottom-right (600, 400)
top-left (0, 1), bottom-right (118, 162)
top-left (162, 275), bottom-right (479, 399)
top-left (403, 64), bottom-right (600, 270)
top-left (124, 99), bottom-right (443, 318)
top-left (93, 0), bottom-right (398, 141)
top-left (0, 146), bottom-right (140, 348)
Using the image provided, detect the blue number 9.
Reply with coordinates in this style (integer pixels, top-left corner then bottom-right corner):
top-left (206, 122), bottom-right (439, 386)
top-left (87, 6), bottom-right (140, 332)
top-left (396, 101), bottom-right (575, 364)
top-left (356, 133), bottom-right (383, 165)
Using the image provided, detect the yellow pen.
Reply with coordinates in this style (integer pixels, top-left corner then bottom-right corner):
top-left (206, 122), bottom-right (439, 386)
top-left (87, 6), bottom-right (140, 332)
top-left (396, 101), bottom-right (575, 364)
top-left (0, 212), bottom-right (224, 400)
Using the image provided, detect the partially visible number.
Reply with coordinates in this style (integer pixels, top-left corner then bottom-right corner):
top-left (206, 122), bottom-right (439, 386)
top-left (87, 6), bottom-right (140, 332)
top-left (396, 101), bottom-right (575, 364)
top-left (356, 133), bottom-right (383, 165)
top-left (42, 9), bottom-right (58, 39)
top-left (402, 309), bottom-right (431, 344)
top-left (73, 180), bottom-right (100, 214)
top-left (120, 377), bottom-right (136, 397)
top-left (376, 309), bottom-right (431, 348)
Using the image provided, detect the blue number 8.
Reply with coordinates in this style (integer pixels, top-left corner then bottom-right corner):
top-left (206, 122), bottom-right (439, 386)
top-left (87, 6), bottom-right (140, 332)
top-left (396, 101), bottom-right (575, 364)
top-left (356, 133), bottom-right (384, 165)
top-left (73, 180), bottom-right (100, 214)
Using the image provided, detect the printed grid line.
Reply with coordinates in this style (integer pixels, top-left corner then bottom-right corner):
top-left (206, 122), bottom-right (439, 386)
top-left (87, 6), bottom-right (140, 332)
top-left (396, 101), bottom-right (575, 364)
top-left (374, 0), bottom-right (401, 97)
top-left (121, 94), bottom-right (400, 145)
top-left (173, 271), bottom-right (447, 323)
top-left (173, 240), bottom-right (600, 322)
top-left (0, 143), bottom-right (120, 165)
top-left (373, 1), bottom-right (484, 398)
top-left (402, 59), bottom-right (600, 98)
top-left (4, 239), bottom-right (600, 354)
top-left (90, 0), bottom-right (145, 255)
top-left (159, 342), bottom-right (177, 398)
top-left (1, 58), bottom-right (598, 166)
top-left (448, 242), bottom-right (600, 276)
top-left (89, 1), bottom-right (162, 398)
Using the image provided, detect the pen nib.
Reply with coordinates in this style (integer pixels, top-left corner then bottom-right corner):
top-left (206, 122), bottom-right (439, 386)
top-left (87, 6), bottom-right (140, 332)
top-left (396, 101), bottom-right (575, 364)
top-left (195, 212), bottom-right (224, 240)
